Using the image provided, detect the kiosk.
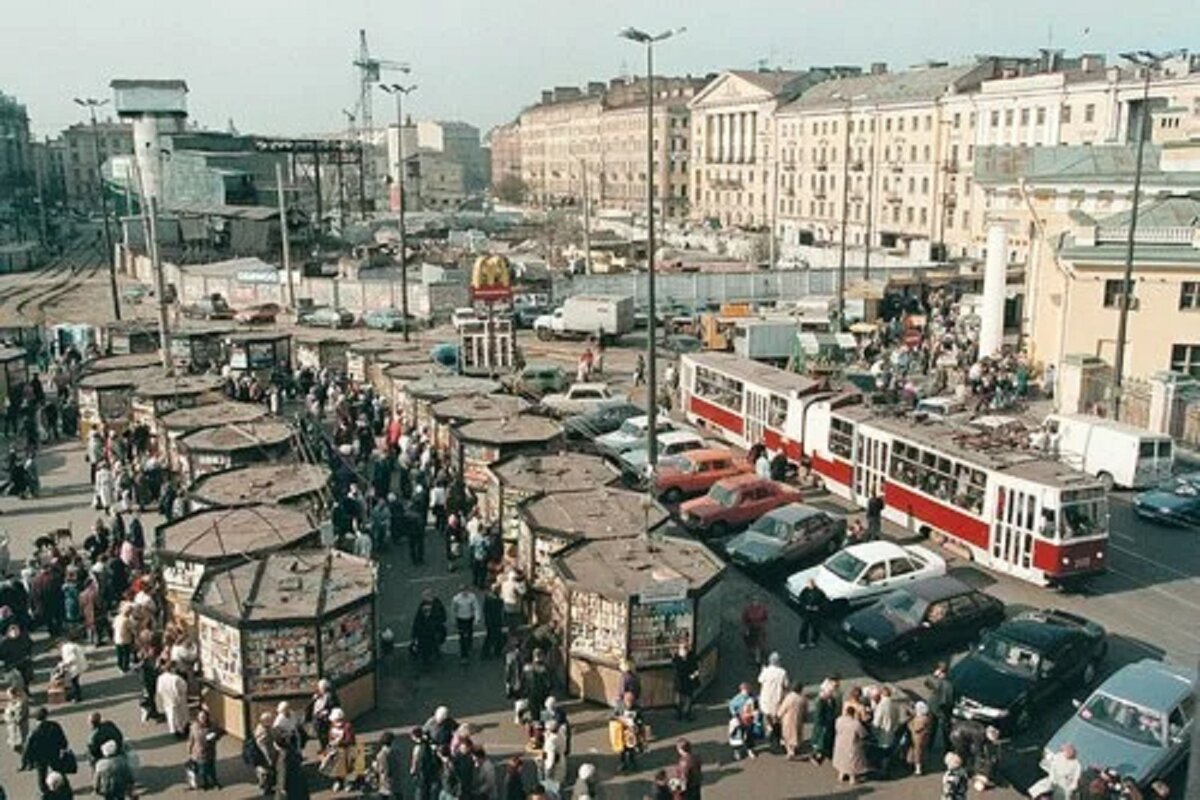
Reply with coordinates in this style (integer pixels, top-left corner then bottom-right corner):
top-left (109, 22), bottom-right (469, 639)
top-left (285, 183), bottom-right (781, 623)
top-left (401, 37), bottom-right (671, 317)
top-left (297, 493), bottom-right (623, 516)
top-left (399, 375), bottom-right (499, 432)
top-left (158, 401), bottom-right (268, 471)
top-left (177, 420), bottom-right (295, 482)
top-left (130, 375), bottom-right (224, 439)
top-left (188, 462), bottom-right (329, 513)
top-left (0, 347), bottom-right (27, 407)
top-left (295, 332), bottom-right (358, 373)
top-left (169, 324), bottom-right (234, 372)
top-left (224, 332), bottom-right (292, 380)
top-left (429, 393), bottom-right (529, 452)
top-left (346, 339), bottom-right (404, 385)
top-left (449, 417), bottom-right (563, 519)
top-left (552, 536), bottom-right (725, 708)
top-left (192, 549), bottom-right (376, 739)
top-left (155, 504), bottom-right (317, 620)
top-left (367, 346), bottom-right (429, 395)
top-left (104, 320), bottom-right (160, 355)
top-left (487, 453), bottom-right (619, 538)
top-left (76, 367), bottom-right (163, 438)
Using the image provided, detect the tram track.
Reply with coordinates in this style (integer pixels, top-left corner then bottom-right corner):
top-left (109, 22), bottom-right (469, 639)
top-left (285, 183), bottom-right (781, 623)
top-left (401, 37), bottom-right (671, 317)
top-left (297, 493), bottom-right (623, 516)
top-left (0, 239), bottom-right (86, 308)
top-left (5, 238), bottom-right (107, 323)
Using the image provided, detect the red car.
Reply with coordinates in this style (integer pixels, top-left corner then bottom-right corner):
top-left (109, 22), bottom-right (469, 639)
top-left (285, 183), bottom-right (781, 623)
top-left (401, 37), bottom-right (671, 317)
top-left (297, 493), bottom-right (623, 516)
top-left (679, 474), bottom-right (802, 539)
top-left (653, 448), bottom-right (751, 504)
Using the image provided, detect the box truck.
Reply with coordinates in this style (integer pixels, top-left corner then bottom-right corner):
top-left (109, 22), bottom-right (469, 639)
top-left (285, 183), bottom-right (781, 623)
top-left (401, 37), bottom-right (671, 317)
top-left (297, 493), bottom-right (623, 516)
top-left (534, 295), bottom-right (634, 342)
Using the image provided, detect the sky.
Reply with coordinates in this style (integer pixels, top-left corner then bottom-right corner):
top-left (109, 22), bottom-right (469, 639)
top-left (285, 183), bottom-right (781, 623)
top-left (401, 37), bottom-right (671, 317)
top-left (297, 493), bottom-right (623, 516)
top-left (3, 0), bottom-right (1193, 140)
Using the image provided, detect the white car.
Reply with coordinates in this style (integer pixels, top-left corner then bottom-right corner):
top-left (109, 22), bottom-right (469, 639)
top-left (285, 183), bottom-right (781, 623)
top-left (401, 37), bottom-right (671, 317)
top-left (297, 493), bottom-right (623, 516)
top-left (785, 541), bottom-right (947, 612)
top-left (594, 414), bottom-right (677, 457)
top-left (541, 383), bottom-right (629, 417)
top-left (619, 429), bottom-right (707, 483)
top-left (451, 307), bottom-right (481, 331)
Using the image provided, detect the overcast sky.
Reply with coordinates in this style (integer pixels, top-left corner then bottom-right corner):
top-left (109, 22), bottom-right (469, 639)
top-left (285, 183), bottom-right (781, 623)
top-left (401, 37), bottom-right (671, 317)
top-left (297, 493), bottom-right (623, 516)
top-left (4, 0), bottom-right (1191, 139)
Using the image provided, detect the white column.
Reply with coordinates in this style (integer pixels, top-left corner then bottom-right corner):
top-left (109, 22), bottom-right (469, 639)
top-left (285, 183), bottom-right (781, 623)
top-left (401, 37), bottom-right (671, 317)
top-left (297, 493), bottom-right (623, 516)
top-left (979, 223), bottom-right (1009, 358)
top-left (132, 116), bottom-right (162, 200)
top-left (719, 114), bottom-right (729, 163)
top-left (1047, 103), bottom-right (1062, 146)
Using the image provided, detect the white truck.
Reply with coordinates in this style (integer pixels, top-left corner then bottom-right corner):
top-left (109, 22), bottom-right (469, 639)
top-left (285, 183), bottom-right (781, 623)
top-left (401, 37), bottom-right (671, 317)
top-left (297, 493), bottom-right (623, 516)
top-left (1040, 413), bottom-right (1175, 489)
top-left (732, 318), bottom-right (800, 363)
top-left (534, 295), bottom-right (634, 342)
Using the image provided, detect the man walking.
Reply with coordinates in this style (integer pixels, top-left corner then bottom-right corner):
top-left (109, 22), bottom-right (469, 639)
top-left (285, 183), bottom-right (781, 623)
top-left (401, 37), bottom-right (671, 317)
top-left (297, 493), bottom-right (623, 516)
top-left (450, 585), bottom-right (480, 663)
top-left (796, 578), bottom-right (828, 649)
top-left (926, 662), bottom-right (956, 754)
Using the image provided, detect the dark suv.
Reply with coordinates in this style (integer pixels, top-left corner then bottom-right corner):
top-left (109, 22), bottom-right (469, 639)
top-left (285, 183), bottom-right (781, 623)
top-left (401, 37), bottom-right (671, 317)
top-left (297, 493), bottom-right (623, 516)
top-left (949, 609), bottom-right (1107, 734)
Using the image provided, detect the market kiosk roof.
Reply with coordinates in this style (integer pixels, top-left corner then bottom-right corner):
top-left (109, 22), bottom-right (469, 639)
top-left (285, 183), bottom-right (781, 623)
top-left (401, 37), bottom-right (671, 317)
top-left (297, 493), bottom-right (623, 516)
top-left (79, 365), bottom-right (164, 390)
top-left (157, 504), bottom-right (315, 564)
top-left (348, 338), bottom-right (413, 357)
top-left (491, 452), bottom-right (619, 494)
top-left (454, 416), bottom-right (562, 446)
top-left (189, 462), bottom-right (329, 507)
top-left (179, 420), bottom-right (294, 453)
top-left (405, 375), bottom-right (500, 401)
top-left (432, 393), bottom-right (529, 424)
top-left (0, 347), bottom-right (26, 363)
top-left (378, 346), bottom-right (433, 366)
top-left (194, 548), bottom-right (374, 624)
top-left (84, 352), bottom-right (162, 375)
top-left (159, 400), bottom-right (267, 432)
top-left (134, 373), bottom-right (225, 399)
top-left (521, 486), bottom-right (669, 541)
top-left (554, 535), bottom-right (724, 600)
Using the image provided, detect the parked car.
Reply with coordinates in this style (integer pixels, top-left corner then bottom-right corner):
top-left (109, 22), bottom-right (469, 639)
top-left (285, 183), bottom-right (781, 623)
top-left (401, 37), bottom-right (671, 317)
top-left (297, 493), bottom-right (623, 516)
top-left (619, 430), bottom-right (707, 486)
top-left (541, 383), bottom-right (628, 417)
top-left (1041, 659), bottom-right (1196, 788)
top-left (451, 307), bottom-right (481, 331)
top-left (562, 402), bottom-right (645, 442)
top-left (298, 307), bottom-right (354, 328)
top-left (724, 503), bottom-right (847, 575)
top-left (181, 293), bottom-right (234, 321)
top-left (950, 609), bottom-right (1108, 734)
top-left (362, 307), bottom-right (411, 332)
top-left (1133, 471), bottom-right (1200, 527)
top-left (679, 474), bottom-right (803, 539)
top-left (653, 448), bottom-right (750, 504)
top-left (839, 576), bottom-right (1006, 664)
top-left (594, 414), bottom-right (679, 458)
top-left (235, 302), bottom-right (281, 325)
top-left (784, 541), bottom-right (947, 614)
top-left (429, 342), bottom-right (459, 368)
top-left (501, 363), bottom-right (570, 399)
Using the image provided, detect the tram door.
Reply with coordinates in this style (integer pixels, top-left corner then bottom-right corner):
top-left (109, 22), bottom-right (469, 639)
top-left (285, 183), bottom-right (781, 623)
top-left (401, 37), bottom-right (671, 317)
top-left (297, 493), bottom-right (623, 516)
top-left (853, 432), bottom-right (889, 506)
top-left (991, 483), bottom-right (1039, 581)
top-left (745, 389), bottom-right (767, 449)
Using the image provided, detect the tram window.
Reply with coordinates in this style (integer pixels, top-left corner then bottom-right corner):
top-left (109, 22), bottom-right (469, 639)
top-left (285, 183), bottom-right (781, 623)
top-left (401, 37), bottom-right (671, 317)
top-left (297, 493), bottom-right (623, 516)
top-left (1062, 501), bottom-right (1102, 540)
top-left (829, 419), bottom-right (853, 458)
top-left (769, 395), bottom-right (787, 428)
top-left (1041, 509), bottom-right (1057, 537)
top-left (1025, 496), bottom-right (1036, 530)
top-left (694, 366), bottom-right (742, 410)
top-left (1158, 441), bottom-right (1172, 458)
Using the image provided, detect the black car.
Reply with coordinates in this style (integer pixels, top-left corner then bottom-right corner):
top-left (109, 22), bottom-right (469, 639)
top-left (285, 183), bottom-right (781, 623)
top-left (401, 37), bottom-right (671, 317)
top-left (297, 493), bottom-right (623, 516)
top-left (839, 576), bottom-right (1006, 665)
top-left (949, 609), bottom-right (1107, 734)
top-left (562, 402), bottom-right (644, 443)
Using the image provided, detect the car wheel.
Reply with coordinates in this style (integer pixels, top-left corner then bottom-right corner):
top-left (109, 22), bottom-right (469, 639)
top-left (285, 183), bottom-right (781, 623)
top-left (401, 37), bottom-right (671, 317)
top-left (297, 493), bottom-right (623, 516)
top-left (536, 328), bottom-right (552, 341)
top-left (1097, 471), bottom-right (1115, 491)
top-left (662, 488), bottom-right (683, 505)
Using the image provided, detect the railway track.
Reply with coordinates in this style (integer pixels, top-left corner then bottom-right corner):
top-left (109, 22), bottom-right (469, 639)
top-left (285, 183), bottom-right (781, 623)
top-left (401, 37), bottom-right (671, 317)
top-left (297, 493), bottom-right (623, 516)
top-left (0, 238), bottom-right (88, 308)
top-left (0, 238), bottom-right (108, 323)
top-left (33, 245), bottom-right (107, 317)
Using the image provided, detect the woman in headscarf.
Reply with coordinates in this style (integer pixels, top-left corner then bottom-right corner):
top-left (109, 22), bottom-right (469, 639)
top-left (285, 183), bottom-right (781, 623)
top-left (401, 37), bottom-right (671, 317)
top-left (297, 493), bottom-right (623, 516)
top-left (907, 700), bottom-right (933, 776)
top-left (776, 681), bottom-right (807, 760)
top-left (809, 679), bottom-right (838, 764)
top-left (831, 704), bottom-right (869, 784)
top-left (756, 652), bottom-right (789, 752)
top-left (323, 708), bottom-right (356, 792)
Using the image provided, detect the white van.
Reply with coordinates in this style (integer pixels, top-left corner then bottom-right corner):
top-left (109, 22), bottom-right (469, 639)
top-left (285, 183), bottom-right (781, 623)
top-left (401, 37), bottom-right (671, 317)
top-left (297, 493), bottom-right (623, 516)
top-left (1041, 413), bottom-right (1174, 489)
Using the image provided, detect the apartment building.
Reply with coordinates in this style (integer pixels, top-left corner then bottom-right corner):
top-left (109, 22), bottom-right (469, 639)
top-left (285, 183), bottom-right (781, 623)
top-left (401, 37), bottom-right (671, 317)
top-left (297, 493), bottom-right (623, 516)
top-left (0, 91), bottom-right (31, 199)
top-left (487, 121), bottom-right (521, 191)
top-left (688, 69), bottom-right (845, 228)
top-left (518, 76), bottom-right (707, 219)
top-left (62, 120), bottom-right (133, 210)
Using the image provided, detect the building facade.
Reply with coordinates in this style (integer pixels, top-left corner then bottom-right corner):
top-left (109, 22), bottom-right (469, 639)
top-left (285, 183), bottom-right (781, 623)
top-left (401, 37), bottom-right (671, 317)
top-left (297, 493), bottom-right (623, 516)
top-left (0, 91), bottom-right (32, 200)
top-left (487, 122), bottom-right (521, 193)
top-left (417, 120), bottom-right (485, 190)
top-left (62, 120), bottom-right (133, 211)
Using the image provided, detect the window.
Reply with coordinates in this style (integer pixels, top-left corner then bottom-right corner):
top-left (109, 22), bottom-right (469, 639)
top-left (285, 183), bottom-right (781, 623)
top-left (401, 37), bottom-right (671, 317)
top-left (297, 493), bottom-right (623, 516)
top-left (889, 558), bottom-right (916, 577)
top-left (693, 366), bottom-right (742, 409)
top-left (1005, 109), bottom-right (1014, 127)
top-left (991, 110), bottom-right (1000, 128)
top-left (897, 117), bottom-right (904, 132)
top-left (921, 177), bottom-right (929, 194)
top-left (1180, 281), bottom-right (1200, 309)
top-left (1036, 107), bottom-right (1046, 125)
top-left (1171, 344), bottom-right (1200, 377)
top-left (1060, 104), bottom-right (1072, 124)
top-left (829, 418), bottom-right (853, 459)
top-left (1103, 279), bottom-right (1131, 308)
top-left (1085, 104), bottom-right (1096, 123)
top-left (953, 112), bottom-right (961, 129)
top-left (888, 441), bottom-right (986, 513)
top-left (1020, 108), bottom-right (1030, 126)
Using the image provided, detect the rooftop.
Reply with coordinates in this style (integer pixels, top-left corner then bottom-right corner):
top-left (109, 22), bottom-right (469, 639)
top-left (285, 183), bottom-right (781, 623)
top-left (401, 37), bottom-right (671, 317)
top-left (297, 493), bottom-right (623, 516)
top-left (453, 415), bottom-right (563, 445)
top-left (194, 549), bottom-right (373, 623)
top-left (554, 536), bottom-right (724, 600)
top-left (974, 144), bottom-right (1200, 187)
top-left (1058, 195), bottom-right (1200, 266)
top-left (490, 452), bottom-right (619, 494)
top-left (159, 401), bottom-right (267, 431)
top-left (522, 486), bottom-right (669, 540)
top-left (781, 62), bottom-right (981, 112)
top-left (156, 504), bottom-right (315, 564)
top-left (179, 420), bottom-right (294, 453)
top-left (404, 375), bottom-right (500, 401)
top-left (84, 352), bottom-right (162, 375)
top-left (134, 374), bottom-right (225, 399)
top-left (79, 366), bottom-right (164, 391)
top-left (189, 462), bottom-right (329, 507)
top-left (431, 393), bottom-right (529, 423)
top-left (687, 351), bottom-right (823, 397)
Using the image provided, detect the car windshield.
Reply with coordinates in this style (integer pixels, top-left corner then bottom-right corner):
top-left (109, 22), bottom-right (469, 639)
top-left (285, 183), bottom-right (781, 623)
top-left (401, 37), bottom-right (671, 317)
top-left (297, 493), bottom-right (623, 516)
top-left (877, 590), bottom-right (929, 626)
top-left (617, 419), bottom-right (643, 437)
top-left (708, 483), bottom-right (739, 508)
top-left (823, 551), bottom-right (866, 582)
top-left (1164, 477), bottom-right (1199, 497)
top-left (1079, 692), bottom-right (1164, 747)
top-left (748, 515), bottom-right (789, 539)
top-left (975, 635), bottom-right (1041, 676)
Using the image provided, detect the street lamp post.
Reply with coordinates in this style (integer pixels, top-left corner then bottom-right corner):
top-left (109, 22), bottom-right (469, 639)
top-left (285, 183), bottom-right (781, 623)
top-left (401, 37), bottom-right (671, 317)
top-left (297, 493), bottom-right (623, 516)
top-left (832, 93), bottom-right (864, 330)
top-left (379, 83), bottom-right (418, 342)
top-left (1111, 50), bottom-right (1180, 419)
top-left (619, 24), bottom-right (684, 471)
top-left (74, 97), bottom-right (121, 321)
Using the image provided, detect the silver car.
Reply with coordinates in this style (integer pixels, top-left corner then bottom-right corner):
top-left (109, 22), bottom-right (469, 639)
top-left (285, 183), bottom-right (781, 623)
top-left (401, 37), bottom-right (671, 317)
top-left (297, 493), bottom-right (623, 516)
top-left (1041, 659), bottom-right (1195, 787)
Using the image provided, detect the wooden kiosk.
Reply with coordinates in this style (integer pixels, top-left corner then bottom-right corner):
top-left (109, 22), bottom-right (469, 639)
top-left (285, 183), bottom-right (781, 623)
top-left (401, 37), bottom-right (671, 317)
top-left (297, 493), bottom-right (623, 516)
top-left (155, 504), bottom-right (317, 620)
top-left (449, 417), bottom-right (563, 520)
top-left (294, 332), bottom-right (358, 373)
top-left (0, 347), bottom-right (28, 407)
top-left (104, 320), bottom-right (160, 355)
top-left (158, 401), bottom-right (267, 469)
top-left (224, 332), bottom-right (292, 380)
top-left (76, 367), bottom-right (162, 438)
top-left (487, 452), bottom-right (619, 537)
top-left (398, 375), bottom-right (499, 432)
top-left (192, 549), bottom-right (376, 739)
top-left (169, 324), bottom-right (234, 372)
top-left (176, 420), bottom-right (295, 481)
top-left (188, 462), bottom-right (329, 513)
top-left (429, 393), bottom-right (529, 453)
top-left (551, 536), bottom-right (725, 708)
top-left (367, 346), bottom-right (429, 395)
top-left (129, 374), bottom-right (224, 437)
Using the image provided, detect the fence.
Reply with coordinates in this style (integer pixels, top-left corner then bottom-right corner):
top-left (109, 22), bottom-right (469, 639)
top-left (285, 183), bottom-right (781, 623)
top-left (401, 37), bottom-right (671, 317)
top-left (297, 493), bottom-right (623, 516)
top-left (550, 269), bottom-right (845, 307)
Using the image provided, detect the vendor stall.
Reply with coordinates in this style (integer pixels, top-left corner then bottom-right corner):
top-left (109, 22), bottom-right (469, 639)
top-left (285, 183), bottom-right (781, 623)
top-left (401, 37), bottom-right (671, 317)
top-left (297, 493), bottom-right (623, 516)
top-left (552, 536), bottom-right (725, 707)
top-left (399, 375), bottom-right (499, 432)
top-left (169, 324), bottom-right (234, 372)
top-left (158, 401), bottom-right (267, 471)
top-left (177, 420), bottom-right (294, 482)
top-left (0, 347), bottom-right (27, 407)
top-left (294, 332), bottom-right (359, 373)
top-left (224, 332), bottom-right (292, 380)
top-left (367, 346), bottom-right (428, 395)
top-left (192, 549), bottom-right (376, 739)
top-left (83, 352), bottom-right (162, 376)
top-left (104, 320), bottom-right (160, 355)
top-left (450, 416), bottom-right (563, 520)
top-left (487, 452), bottom-right (619, 539)
top-left (429, 393), bottom-right (529, 453)
top-left (76, 366), bottom-right (163, 438)
top-left (345, 339), bottom-right (403, 385)
top-left (188, 462), bottom-right (329, 513)
top-left (130, 374), bottom-right (225, 441)
top-left (156, 504), bottom-right (317, 620)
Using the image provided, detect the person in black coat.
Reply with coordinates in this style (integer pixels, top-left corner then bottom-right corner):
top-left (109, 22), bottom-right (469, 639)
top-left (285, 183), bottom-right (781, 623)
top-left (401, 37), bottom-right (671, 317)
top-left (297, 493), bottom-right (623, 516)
top-left (671, 643), bottom-right (700, 721)
top-left (25, 707), bottom-right (68, 793)
top-left (796, 578), bottom-right (828, 648)
top-left (481, 586), bottom-right (505, 660)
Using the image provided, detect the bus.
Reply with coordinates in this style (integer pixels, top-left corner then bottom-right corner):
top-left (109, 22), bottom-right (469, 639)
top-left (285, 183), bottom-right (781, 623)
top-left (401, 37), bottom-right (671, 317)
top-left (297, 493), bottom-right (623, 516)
top-left (679, 352), bottom-right (1109, 587)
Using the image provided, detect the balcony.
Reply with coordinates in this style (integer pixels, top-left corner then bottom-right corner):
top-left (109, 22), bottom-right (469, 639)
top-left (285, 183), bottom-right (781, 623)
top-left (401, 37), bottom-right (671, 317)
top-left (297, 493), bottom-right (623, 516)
top-left (944, 194), bottom-right (957, 208)
top-left (814, 190), bottom-right (827, 200)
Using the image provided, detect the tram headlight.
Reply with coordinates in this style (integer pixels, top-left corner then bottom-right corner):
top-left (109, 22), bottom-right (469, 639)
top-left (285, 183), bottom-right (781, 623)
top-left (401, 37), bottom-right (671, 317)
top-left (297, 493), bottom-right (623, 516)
top-left (1062, 556), bottom-right (1070, 565)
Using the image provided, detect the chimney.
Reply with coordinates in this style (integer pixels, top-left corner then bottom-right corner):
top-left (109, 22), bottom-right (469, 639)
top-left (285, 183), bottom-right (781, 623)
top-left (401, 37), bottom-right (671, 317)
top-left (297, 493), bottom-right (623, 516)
top-left (870, 62), bottom-right (888, 75)
top-left (587, 81), bottom-right (605, 96)
top-left (540, 90), bottom-right (552, 104)
top-left (553, 86), bottom-right (582, 102)
top-left (1080, 53), bottom-right (1106, 73)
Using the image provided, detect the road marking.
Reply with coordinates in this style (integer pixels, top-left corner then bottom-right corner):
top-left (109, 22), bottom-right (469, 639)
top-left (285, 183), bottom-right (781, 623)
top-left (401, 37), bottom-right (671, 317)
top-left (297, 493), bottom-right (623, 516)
top-left (1113, 532), bottom-right (1136, 544)
top-left (1110, 543), bottom-right (1200, 586)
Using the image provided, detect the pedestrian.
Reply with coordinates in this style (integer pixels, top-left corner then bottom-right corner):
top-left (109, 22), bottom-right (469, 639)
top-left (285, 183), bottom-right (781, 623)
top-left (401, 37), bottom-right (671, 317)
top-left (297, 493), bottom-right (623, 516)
top-left (92, 739), bottom-right (134, 800)
top-left (671, 641), bottom-right (699, 721)
top-left (112, 603), bottom-right (134, 672)
top-left (728, 683), bottom-right (760, 760)
top-left (409, 726), bottom-right (441, 800)
top-left (56, 639), bottom-right (87, 703)
top-left (810, 680), bottom-right (838, 765)
top-left (187, 709), bottom-right (222, 790)
top-left (307, 678), bottom-right (340, 750)
top-left (353, 521), bottom-right (373, 559)
top-left (617, 659), bottom-right (641, 706)
top-left (43, 770), bottom-right (74, 800)
top-left (796, 578), bottom-right (827, 649)
top-left (94, 462), bottom-right (114, 514)
top-left (499, 570), bottom-right (526, 630)
top-left (777, 681), bottom-right (807, 760)
top-left (906, 701), bottom-right (933, 776)
top-left (633, 354), bottom-right (645, 387)
top-left (571, 762), bottom-right (599, 800)
top-left (741, 596), bottom-right (768, 665)
top-left (25, 707), bottom-right (68, 793)
top-left (430, 481), bottom-right (448, 537)
top-left (865, 494), bottom-right (883, 539)
top-left (482, 583), bottom-right (505, 659)
top-left (871, 685), bottom-right (904, 756)
top-left (502, 754), bottom-right (525, 800)
top-left (926, 662), bottom-right (955, 754)
top-left (832, 705), bottom-right (869, 784)
top-left (522, 649), bottom-right (552, 720)
top-left (674, 738), bottom-right (702, 800)
top-left (1045, 743), bottom-right (1082, 800)
top-left (274, 727), bottom-right (309, 800)
top-left (322, 708), bottom-right (356, 792)
top-left (156, 669), bottom-right (189, 737)
top-left (373, 730), bottom-right (404, 799)
top-left (451, 584), bottom-right (481, 662)
top-left (758, 652), bottom-right (789, 751)
top-left (611, 691), bottom-right (645, 772)
top-left (941, 751), bottom-right (969, 800)
top-left (410, 599), bottom-right (442, 668)
top-left (4, 685), bottom-right (28, 755)
top-left (251, 712), bottom-right (278, 797)
top-left (540, 719), bottom-right (567, 794)
top-left (473, 746), bottom-right (498, 799)
top-left (85, 713), bottom-right (124, 767)
top-left (755, 448), bottom-right (771, 478)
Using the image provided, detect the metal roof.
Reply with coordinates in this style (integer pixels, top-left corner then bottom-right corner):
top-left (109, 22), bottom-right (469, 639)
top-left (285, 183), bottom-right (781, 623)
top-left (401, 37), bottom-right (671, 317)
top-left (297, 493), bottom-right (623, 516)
top-left (431, 393), bottom-right (529, 423)
top-left (159, 401), bottom-right (267, 431)
top-left (522, 486), bottom-right (669, 539)
top-left (179, 420), bottom-right (294, 453)
top-left (781, 62), bottom-right (980, 112)
top-left (490, 452), bottom-right (619, 494)
top-left (453, 415), bottom-right (563, 445)
top-left (687, 351), bottom-right (822, 397)
top-left (156, 504), bottom-right (315, 564)
top-left (974, 144), bottom-right (1200, 187)
top-left (554, 535), bottom-right (724, 600)
top-left (190, 462), bottom-right (329, 507)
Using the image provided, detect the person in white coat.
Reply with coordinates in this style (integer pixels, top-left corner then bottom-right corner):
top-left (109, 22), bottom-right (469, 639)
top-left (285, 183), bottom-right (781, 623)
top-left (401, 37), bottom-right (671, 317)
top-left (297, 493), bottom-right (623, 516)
top-left (156, 669), bottom-right (190, 737)
top-left (93, 463), bottom-right (114, 513)
top-left (757, 651), bottom-right (790, 751)
top-left (541, 718), bottom-right (568, 794)
top-left (871, 685), bottom-right (905, 750)
top-left (58, 640), bottom-right (88, 702)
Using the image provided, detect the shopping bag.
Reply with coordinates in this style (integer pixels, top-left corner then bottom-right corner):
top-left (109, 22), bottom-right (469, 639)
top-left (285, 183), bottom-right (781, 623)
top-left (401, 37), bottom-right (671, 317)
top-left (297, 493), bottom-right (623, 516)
top-left (607, 720), bottom-right (625, 753)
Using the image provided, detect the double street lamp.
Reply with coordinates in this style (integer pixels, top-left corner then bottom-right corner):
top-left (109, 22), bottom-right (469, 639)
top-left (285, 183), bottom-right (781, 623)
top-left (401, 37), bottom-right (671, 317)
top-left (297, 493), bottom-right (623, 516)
top-left (73, 96), bottom-right (121, 321)
top-left (379, 83), bottom-right (418, 342)
top-left (618, 25), bottom-right (684, 470)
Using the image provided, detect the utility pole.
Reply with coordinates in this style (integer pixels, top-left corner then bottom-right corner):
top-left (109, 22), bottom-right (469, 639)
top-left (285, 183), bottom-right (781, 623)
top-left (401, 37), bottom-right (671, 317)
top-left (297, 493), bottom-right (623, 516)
top-left (620, 25), bottom-right (685, 470)
top-left (147, 195), bottom-right (173, 373)
top-left (768, 156), bottom-right (779, 269)
top-left (275, 163), bottom-right (296, 312)
top-left (1112, 50), bottom-right (1179, 419)
top-left (577, 156), bottom-right (593, 274)
top-left (32, 142), bottom-right (48, 245)
top-left (75, 97), bottom-right (121, 320)
top-left (380, 83), bottom-right (418, 342)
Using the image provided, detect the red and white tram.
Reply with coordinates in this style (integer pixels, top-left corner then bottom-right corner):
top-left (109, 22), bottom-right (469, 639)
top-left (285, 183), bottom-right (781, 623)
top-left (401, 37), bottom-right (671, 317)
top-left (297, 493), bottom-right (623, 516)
top-left (679, 352), bottom-right (1109, 587)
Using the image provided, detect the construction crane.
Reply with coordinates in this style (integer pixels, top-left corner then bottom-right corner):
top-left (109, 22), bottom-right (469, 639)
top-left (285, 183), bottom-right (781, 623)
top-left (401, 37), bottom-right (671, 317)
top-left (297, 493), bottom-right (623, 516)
top-left (352, 29), bottom-right (409, 211)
